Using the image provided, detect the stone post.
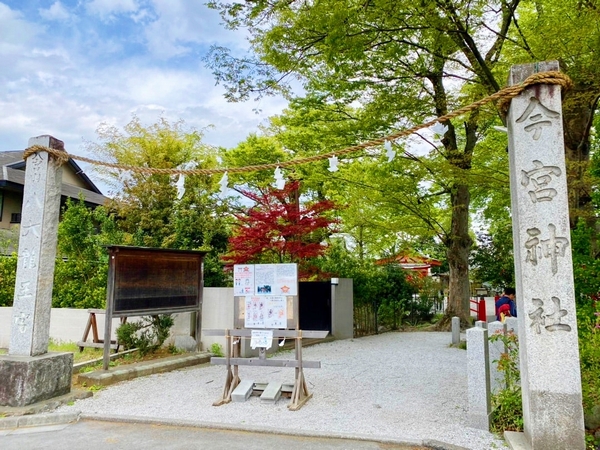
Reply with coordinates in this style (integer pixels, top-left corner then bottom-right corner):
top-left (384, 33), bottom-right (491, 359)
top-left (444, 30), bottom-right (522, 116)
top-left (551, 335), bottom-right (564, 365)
top-left (487, 321), bottom-right (507, 394)
top-left (505, 61), bottom-right (585, 449)
top-left (467, 326), bottom-right (491, 430)
top-left (451, 316), bottom-right (460, 345)
top-left (0, 136), bottom-right (73, 407)
top-left (505, 316), bottom-right (519, 337)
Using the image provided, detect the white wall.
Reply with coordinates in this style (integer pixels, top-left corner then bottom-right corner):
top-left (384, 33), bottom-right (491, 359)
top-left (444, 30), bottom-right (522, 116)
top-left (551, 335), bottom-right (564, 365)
top-left (0, 285), bottom-right (355, 352)
top-left (0, 307), bottom-right (124, 348)
top-left (0, 287), bottom-right (234, 351)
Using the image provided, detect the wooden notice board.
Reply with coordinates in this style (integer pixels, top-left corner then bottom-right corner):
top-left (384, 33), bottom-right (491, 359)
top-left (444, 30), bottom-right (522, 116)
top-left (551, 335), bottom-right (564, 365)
top-left (102, 245), bottom-right (207, 369)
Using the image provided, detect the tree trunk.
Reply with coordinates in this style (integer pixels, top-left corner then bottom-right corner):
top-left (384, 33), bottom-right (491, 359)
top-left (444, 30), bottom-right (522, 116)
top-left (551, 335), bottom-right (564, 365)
top-left (436, 183), bottom-right (473, 330)
top-left (562, 84), bottom-right (599, 230)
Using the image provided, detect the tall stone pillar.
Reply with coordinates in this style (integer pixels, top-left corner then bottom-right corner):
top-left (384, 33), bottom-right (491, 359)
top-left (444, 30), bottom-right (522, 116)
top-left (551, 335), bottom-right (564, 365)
top-left (505, 62), bottom-right (585, 449)
top-left (0, 136), bottom-right (72, 407)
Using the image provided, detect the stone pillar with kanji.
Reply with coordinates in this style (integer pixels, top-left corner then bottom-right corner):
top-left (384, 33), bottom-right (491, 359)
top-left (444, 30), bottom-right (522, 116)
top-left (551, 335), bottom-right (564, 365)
top-left (505, 61), bottom-right (585, 449)
top-left (0, 135), bottom-right (73, 407)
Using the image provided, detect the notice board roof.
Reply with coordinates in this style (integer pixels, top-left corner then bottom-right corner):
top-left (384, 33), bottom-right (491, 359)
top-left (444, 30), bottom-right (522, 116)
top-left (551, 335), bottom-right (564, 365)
top-left (106, 245), bottom-right (208, 256)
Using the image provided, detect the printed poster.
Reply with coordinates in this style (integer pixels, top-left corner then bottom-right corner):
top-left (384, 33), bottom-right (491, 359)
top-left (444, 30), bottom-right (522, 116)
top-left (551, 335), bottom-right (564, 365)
top-left (233, 264), bottom-right (255, 296)
top-left (244, 295), bottom-right (287, 329)
top-left (254, 263), bottom-right (297, 296)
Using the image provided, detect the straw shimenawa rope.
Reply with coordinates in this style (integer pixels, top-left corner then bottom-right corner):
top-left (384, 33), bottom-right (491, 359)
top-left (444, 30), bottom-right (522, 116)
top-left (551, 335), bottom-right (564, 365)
top-left (22, 71), bottom-right (572, 175)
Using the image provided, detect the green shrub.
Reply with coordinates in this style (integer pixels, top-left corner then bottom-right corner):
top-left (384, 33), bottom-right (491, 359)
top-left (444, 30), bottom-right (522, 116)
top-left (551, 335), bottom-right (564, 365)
top-left (210, 342), bottom-right (224, 357)
top-left (116, 315), bottom-right (174, 356)
top-left (0, 254), bottom-right (17, 307)
top-left (489, 331), bottom-right (523, 434)
top-left (579, 301), bottom-right (600, 411)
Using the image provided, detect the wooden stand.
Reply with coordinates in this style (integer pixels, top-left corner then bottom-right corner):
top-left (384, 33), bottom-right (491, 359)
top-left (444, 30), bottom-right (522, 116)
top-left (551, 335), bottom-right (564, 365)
top-left (205, 329), bottom-right (327, 410)
top-left (78, 309), bottom-right (126, 352)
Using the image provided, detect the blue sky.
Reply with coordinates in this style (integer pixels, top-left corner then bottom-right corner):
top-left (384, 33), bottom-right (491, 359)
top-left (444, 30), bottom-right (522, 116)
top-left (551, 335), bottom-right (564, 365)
top-left (0, 0), bottom-right (288, 180)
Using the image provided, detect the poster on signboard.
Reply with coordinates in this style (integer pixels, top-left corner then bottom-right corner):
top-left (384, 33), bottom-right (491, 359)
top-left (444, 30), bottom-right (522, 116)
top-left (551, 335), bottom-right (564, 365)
top-left (254, 263), bottom-right (297, 296)
top-left (265, 296), bottom-right (287, 328)
top-left (233, 264), bottom-right (255, 296)
top-left (245, 296), bottom-right (264, 328)
top-left (244, 295), bottom-right (287, 328)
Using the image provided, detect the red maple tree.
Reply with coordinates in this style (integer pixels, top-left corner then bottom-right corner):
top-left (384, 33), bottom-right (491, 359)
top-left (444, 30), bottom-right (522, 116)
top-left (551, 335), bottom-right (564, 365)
top-left (222, 181), bottom-right (337, 279)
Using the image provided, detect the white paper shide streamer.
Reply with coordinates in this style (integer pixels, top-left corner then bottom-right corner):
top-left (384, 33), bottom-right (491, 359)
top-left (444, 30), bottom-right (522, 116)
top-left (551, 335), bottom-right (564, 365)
top-left (176, 174), bottom-right (186, 200)
top-left (384, 140), bottom-right (396, 163)
top-left (431, 122), bottom-right (448, 136)
top-left (328, 156), bottom-right (339, 172)
top-left (219, 171), bottom-right (229, 197)
top-left (274, 166), bottom-right (285, 189)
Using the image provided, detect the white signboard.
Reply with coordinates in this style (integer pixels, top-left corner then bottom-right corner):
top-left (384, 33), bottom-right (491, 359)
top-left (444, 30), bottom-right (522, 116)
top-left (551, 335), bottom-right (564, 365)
top-left (250, 329), bottom-right (273, 349)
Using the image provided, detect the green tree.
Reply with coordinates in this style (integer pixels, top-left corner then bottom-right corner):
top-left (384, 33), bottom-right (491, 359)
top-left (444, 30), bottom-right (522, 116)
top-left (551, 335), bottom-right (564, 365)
top-left (87, 116), bottom-right (231, 286)
top-left (377, 264), bottom-right (420, 329)
top-left (53, 198), bottom-right (123, 308)
top-left (263, 98), bottom-right (404, 259)
top-left (470, 229), bottom-right (515, 291)
top-left (221, 134), bottom-right (289, 190)
top-left (206, 0), bottom-right (522, 327)
top-left (0, 227), bottom-right (18, 306)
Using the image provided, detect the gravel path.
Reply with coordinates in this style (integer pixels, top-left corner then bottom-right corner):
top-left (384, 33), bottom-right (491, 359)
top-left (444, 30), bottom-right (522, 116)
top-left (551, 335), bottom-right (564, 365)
top-left (57, 332), bottom-right (507, 450)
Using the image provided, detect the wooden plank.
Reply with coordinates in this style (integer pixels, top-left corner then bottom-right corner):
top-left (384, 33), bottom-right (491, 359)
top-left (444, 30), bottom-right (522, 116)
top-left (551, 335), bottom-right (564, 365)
top-left (203, 329), bottom-right (329, 339)
top-left (211, 357), bottom-right (321, 369)
top-left (288, 393), bottom-right (312, 411)
top-left (77, 341), bottom-right (118, 350)
top-left (91, 313), bottom-right (99, 343)
top-left (254, 382), bottom-right (294, 393)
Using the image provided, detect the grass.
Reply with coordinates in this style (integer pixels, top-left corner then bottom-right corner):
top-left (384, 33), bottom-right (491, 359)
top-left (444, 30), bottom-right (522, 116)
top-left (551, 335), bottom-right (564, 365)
top-left (1, 340), bottom-right (101, 362)
top-left (48, 339), bottom-right (106, 363)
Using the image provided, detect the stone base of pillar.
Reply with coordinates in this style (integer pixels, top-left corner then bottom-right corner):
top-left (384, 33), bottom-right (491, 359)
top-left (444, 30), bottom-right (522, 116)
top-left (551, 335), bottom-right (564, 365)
top-left (504, 431), bottom-right (529, 450)
top-left (0, 352), bottom-right (73, 407)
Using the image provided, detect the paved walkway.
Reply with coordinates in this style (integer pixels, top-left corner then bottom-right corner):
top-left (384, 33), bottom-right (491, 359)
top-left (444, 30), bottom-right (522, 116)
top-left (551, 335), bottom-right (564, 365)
top-left (0, 332), bottom-right (507, 450)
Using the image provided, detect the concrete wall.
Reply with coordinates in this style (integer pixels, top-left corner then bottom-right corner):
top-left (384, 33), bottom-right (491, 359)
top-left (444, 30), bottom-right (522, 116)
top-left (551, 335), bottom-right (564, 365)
top-left (198, 287), bottom-right (234, 352)
top-left (1, 306), bottom-right (125, 348)
top-left (331, 278), bottom-right (353, 340)
top-left (0, 285), bottom-right (353, 351)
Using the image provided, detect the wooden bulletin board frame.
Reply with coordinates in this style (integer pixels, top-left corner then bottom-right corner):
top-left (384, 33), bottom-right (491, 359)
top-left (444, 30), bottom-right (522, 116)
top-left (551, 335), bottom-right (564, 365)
top-left (102, 245), bottom-right (207, 369)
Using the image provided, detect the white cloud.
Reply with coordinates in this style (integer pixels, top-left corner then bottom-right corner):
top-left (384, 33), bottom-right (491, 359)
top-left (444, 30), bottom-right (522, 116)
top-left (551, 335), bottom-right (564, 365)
top-left (39, 2), bottom-right (71, 21)
top-left (143, 0), bottom-right (248, 58)
top-left (0, 3), bottom-right (40, 46)
top-left (85, 0), bottom-right (139, 21)
top-left (0, 0), bottom-right (291, 191)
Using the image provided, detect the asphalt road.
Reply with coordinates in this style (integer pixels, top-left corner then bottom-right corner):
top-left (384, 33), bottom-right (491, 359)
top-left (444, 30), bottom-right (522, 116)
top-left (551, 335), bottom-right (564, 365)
top-left (0, 419), bottom-right (430, 450)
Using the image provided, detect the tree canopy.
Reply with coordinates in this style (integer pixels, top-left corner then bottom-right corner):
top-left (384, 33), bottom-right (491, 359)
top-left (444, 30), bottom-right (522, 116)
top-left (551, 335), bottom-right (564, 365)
top-left (206, 0), bottom-right (524, 325)
top-left (223, 180), bottom-right (337, 279)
